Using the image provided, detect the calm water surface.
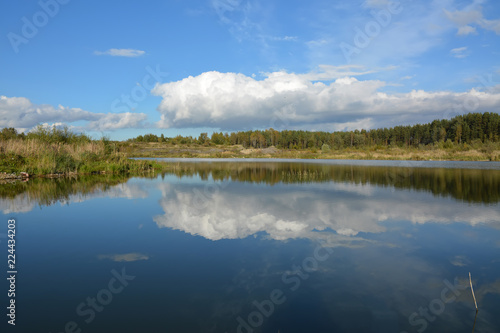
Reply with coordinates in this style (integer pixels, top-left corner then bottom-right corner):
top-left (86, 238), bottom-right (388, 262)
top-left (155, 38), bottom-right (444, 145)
top-left (1, 159), bottom-right (500, 333)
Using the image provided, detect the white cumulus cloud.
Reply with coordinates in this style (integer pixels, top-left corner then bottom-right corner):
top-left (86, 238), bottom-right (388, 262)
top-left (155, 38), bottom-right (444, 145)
top-left (0, 95), bottom-right (147, 132)
top-left (152, 67), bottom-right (500, 131)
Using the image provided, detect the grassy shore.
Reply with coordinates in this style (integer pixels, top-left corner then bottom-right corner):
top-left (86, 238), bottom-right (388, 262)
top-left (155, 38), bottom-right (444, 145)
top-left (122, 141), bottom-right (500, 161)
top-left (0, 137), bottom-right (169, 178)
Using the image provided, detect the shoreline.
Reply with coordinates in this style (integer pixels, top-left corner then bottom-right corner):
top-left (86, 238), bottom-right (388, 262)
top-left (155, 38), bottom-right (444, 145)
top-left (125, 143), bottom-right (500, 162)
top-left (2, 142), bottom-right (499, 180)
top-left (4, 154), bottom-right (498, 182)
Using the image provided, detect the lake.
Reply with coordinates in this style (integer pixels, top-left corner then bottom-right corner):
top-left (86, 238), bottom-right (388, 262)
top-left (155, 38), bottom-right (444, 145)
top-left (2, 159), bottom-right (500, 333)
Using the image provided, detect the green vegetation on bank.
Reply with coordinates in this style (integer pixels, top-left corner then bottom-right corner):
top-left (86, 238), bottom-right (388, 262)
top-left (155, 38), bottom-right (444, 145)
top-left (1, 111), bottom-right (499, 178)
top-left (0, 125), bottom-right (167, 176)
top-left (124, 112), bottom-right (500, 161)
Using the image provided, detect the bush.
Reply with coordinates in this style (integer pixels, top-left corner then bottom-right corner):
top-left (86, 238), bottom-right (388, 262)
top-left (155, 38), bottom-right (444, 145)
top-left (480, 142), bottom-right (497, 154)
top-left (0, 128), bottom-right (19, 141)
top-left (321, 144), bottom-right (331, 152)
top-left (470, 139), bottom-right (483, 149)
top-left (55, 153), bottom-right (77, 172)
top-left (0, 153), bottom-right (26, 172)
top-left (27, 125), bottom-right (91, 144)
top-left (443, 139), bottom-right (454, 149)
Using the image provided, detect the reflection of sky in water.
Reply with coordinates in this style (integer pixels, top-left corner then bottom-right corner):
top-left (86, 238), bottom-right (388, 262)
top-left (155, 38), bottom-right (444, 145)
top-left (153, 176), bottom-right (500, 241)
top-left (1, 165), bottom-right (499, 333)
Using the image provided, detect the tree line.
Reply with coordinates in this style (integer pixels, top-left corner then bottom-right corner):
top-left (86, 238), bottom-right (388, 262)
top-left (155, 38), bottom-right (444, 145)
top-left (1, 112), bottom-right (498, 149)
top-left (130, 112), bottom-right (500, 149)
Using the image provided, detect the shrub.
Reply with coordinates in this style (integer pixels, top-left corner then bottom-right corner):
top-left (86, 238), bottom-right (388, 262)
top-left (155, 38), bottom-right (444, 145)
top-left (27, 125), bottom-right (91, 144)
top-left (443, 139), bottom-right (454, 149)
top-left (0, 153), bottom-right (26, 172)
top-left (55, 153), bottom-right (77, 172)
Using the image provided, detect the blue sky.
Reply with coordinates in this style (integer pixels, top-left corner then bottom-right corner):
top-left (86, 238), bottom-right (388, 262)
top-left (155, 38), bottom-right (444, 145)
top-left (1, 0), bottom-right (500, 140)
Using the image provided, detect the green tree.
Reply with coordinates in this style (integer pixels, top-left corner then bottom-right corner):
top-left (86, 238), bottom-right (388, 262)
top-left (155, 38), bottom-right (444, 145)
top-left (198, 133), bottom-right (209, 145)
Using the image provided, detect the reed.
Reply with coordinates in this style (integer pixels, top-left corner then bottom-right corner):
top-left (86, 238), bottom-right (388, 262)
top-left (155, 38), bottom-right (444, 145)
top-left (0, 136), bottom-right (167, 176)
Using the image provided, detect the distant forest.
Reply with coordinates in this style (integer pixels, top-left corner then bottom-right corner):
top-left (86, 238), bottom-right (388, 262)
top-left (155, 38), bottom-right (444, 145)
top-left (129, 112), bottom-right (500, 149)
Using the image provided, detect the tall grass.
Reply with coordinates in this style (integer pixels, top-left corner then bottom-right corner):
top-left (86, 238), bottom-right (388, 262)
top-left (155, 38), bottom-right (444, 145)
top-left (0, 126), bottom-right (165, 175)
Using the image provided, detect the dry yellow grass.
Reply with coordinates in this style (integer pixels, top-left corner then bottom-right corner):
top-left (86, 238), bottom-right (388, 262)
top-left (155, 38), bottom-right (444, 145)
top-left (320, 147), bottom-right (499, 161)
top-left (0, 138), bottom-right (106, 158)
top-left (123, 142), bottom-right (500, 161)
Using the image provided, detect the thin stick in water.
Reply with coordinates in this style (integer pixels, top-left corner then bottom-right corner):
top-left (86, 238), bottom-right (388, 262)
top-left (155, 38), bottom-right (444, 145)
top-left (469, 272), bottom-right (478, 311)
